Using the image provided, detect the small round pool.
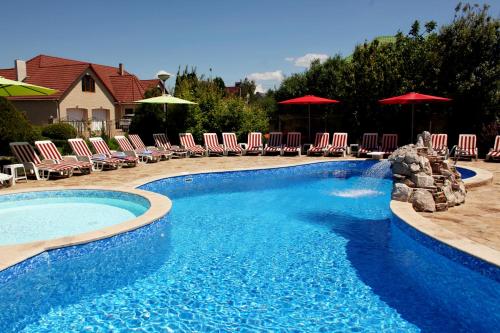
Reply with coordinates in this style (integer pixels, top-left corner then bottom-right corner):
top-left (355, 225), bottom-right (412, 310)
top-left (456, 166), bottom-right (476, 179)
top-left (0, 190), bottom-right (150, 245)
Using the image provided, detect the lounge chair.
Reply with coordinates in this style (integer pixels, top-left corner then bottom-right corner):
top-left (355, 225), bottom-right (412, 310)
top-left (381, 134), bottom-right (398, 156)
top-left (307, 132), bottom-right (329, 156)
top-left (222, 133), bottom-right (243, 156)
top-left (357, 133), bottom-right (379, 157)
top-left (203, 133), bottom-right (225, 156)
top-left (282, 132), bottom-right (301, 156)
top-left (486, 135), bottom-right (500, 161)
top-left (431, 133), bottom-right (449, 157)
top-left (454, 134), bottom-right (478, 161)
top-left (10, 142), bottom-right (74, 180)
top-left (35, 140), bottom-right (92, 175)
top-left (0, 173), bottom-right (14, 187)
top-left (153, 133), bottom-right (188, 158)
top-left (128, 134), bottom-right (172, 160)
top-left (115, 135), bottom-right (159, 163)
top-left (179, 133), bottom-right (206, 157)
top-left (264, 132), bottom-right (283, 155)
top-left (245, 132), bottom-right (263, 155)
top-left (89, 137), bottom-right (139, 167)
top-left (68, 138), bottom-right (121, 171)
top-left (325, 132), bottom-right (348, 157)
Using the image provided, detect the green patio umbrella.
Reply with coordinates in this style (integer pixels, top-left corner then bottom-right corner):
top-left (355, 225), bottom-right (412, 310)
top-left (0, 76), bottom-right (57, 96)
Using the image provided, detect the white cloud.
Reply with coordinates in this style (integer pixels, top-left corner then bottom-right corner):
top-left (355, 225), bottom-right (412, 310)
top-left (246, 70), bottom-right (284, 82)
top-left (285, 53), bottom-right (329, 67)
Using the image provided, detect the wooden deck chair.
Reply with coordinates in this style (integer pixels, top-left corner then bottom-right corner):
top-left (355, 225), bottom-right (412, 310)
top-left (381, 134), bottom-right (398, 156)
top-left (454, 134), bottom-right (478, 161)
top-left (358, 133), bottom-right (379, 157)
top-left (222, 133), bottom-right (243, 156)
top-left (264, 132), bottom-right (283, 155)
top-left (153, 133), bottom-right (188, 158)
top-left (431, 134), bottom-right (449, 157)
top-left (282, 132), bottom-right (301, 156)
top-left (35, 140), bottom-right (92, 175)
top-left (325, 132), bottom-right (348, 157)
top-left (89, 137), bottom-right (139, 167)
top-left (203, 133), bottom-right (225, 156)
top-left (10, 142), bottom-right (74, 180)
top-left (68, 138), bottom-right (120, 171)
top-left (486, 135), bottom-right (500, 161)
top-left (307, 133), bottom-right (329, 156)
top-left (179, 133), bottom-right (206, 157)
top-left (245, 132), bottom-right (263, 155)
top-left (129, 134), bottom-right (172, 160)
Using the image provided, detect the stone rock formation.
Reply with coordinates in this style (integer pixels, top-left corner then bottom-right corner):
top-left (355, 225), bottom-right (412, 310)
top-left (389, 131), bottom-right (467, 212)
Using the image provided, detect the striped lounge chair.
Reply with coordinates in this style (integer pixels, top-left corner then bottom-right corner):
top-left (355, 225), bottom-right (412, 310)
top-left (222, 133), bottom-right (243, 156)
top-left (115, 135), bottom-right (160, 163)
top-left (129, 134), bottom-right (172, 160)
top-left (203, 133), bottom-right (225, 156)
top-left (35, 140), bottom-right (92, 175)
top-left (245, 132), bottom-right (263, 155)
top-left (358, 133), bottom-right (379, 157)
top-left (179, 133), bottom-right (206, 157)
top-left (264, 132), bottom-right (283, 155)
top-left (89, 137), bottom-right (139, 167)
top-left (431, 134), bottom-right (449, 157)
top-left (454, 134), bottom-right (478, 161)
top-left (10, 142), bottom-right (74, 180)
top-left (486, 135), bottom-right (500, 161)
top-left (325, 132), bottom-right (348, 157)
top-left (282, 132), bottom-right (301, 156)
top-left (307, 133), bottom-right (329, 156)
top-left (68, 138), bottom-right (121, 171)
top-left (381, 134), bottom-right (398, 156)
top-left (153, 133), bottom-right (188, 158)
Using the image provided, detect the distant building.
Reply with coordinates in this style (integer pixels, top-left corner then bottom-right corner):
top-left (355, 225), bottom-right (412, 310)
top-left (0, 54), bottom-right (161, 136)
top-left (225, 82), bottom-right (241, 96)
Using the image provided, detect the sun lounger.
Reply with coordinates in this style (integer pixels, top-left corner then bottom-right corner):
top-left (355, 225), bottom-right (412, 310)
top-left (0, 173), bottom-right (14, 187)
top-left (153, 133), bottom-right (188, 158)
top-left (10, 142), bottom-right (74, 180)
top-left (128, 134), bottom-right (172, 160)
top-left (89, 137), bottom-right (139, 167)
top-left (486, 135), bottom-right (500, 161)
top-left (115, 135), bottom-right (159, 163)
top-left (203, 133), bottom-right (225, 156)
top-left (325, 132), bottom-right (348, 157)
top-left (264, 132), bottom-right (283, 155)
top-left (454, 134), bottom-right (478, 161)
top-left (307, 132), bottom-right (329, 156)
top-left (282, 132), bottom-right (301, 156)
top-left (68, 138), bottom-right (120, 171)
top-left (179, 133), bottom-right (206, 157)
top-left (35, 140), bottom-right (92, 175)
top-left (431, 133), bottom-right (449, 157)
top-left (358, 133), bottom-right (379, 157)
top-left (381, 134), bottom-right (398, 156)
top-left (222, 133), bottom-right (243, 156)
top-left (245, 132), bottom-right (263, 155)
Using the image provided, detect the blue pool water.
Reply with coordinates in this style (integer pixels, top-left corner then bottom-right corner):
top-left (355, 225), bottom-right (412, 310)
top-left (0, 161), bottom-right (498, 332)
top-left (456, 166), bottom-right (476, 179)
top-left (0, 190), bottom-right (149, 245)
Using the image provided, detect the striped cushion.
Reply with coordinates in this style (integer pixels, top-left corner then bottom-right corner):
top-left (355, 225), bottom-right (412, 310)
top-left (222, 133), bottom-right (243, 153)
top-left (457, 134), bottom-right (477, 156)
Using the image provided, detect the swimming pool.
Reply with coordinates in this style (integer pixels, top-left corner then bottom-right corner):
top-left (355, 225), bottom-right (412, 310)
top-left (0, 190), bottom-right (149, 245)
top-left (0, 161), bottom-right (498, 332)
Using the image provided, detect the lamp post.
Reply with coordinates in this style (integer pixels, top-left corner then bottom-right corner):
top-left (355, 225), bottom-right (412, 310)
top-left (157, 70), bottom-right (171, 135)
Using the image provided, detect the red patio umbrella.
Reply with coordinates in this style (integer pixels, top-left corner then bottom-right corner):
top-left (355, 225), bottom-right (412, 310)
top-left (278, 95), bottom-right (340, 140)
top-left (379, 92), bottom-right (451, 140)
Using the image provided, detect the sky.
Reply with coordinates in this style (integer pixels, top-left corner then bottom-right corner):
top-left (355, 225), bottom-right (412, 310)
top-left (1, 0), bottom-right (499, 92)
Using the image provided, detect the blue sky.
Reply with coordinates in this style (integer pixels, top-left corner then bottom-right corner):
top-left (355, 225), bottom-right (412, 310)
top-left (1, 0), bottom-right (498, 92)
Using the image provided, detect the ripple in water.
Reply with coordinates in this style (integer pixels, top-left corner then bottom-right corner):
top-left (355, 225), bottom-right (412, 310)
top-left (330, 189), bottom-right (384, 197)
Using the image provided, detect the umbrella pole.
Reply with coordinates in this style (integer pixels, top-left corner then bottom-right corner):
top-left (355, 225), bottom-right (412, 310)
top-left (308, 104), bottom-right (311, 142)
top-left (164, 103), bottom-right (168, 136)
top-left (411, 104), bottom-right (414, 142)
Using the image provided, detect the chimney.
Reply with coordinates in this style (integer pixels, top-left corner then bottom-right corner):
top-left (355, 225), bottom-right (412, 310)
top-left (119, 63), bottom-right (124, 76)
top-left (15, 59), bottom-right (27, 81)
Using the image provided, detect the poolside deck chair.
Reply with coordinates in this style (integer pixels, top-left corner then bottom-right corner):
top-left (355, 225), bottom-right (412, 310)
top-left (35, 140), bottom-right (92, 175)
top-left (10, 142), bottom-right (74, 180)
top-left (325, 132), bottom-right (348, 157)
top-left (358, 133), bottom-right (379, 157)
top-left (245, 132), bottom-right (263, 155)
top-left (179, 133), bottom-right (206, 157)
top-left (282, 132), bottom-right (301, 156)
top-left (486, 135), bottom-right (500, 161)
top-left (203, 133), bottom-right (225, 156)
top-left (128, 134), bottom-right (172, 160)
top-left (307, 133), bottom-right (329, 156)
top-left (68, 138), bottom-right (120, 171)
top-left (153, 133), bottom-right (188, 158)
top-left (264, 132), bottom-right (283, 155)
top-left (0, 173), bottom-right (14, 187)
top-left (454, 134), bottom-right (478, 161)
top-left (89, 137), bottom-right (139, 167)
top-left (222, 132), bottom-right (243, 156)
top-left (115, 135), bottom-right (159, 163)
top-left (381, 134), bottom-right (398, 156)
top-left (431, 133), bottom-right (449, 157)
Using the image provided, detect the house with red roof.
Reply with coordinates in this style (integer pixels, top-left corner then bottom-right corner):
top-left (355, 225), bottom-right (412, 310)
top-left (0, 54), bottom-right (161, 136)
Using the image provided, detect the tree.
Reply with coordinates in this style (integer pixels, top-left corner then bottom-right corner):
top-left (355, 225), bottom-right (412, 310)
top-left (0, 97), bottom-right (38, 156)
top-left (128, 87), bottom-right (165, 145)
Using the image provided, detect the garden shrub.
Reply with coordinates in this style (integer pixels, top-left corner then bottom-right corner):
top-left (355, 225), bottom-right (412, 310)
top-left (41, 123), bottom-right (77, 140)
top-left (0, 97), bottom-right (36, 156)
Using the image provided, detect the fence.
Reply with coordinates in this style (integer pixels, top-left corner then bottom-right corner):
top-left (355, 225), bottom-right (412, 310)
top-left (59, 120), bottom-right (113, 138)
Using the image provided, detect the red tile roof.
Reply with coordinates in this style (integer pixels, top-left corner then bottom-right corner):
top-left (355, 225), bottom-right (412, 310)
top-left (0, 54), bottom-right (156, 103)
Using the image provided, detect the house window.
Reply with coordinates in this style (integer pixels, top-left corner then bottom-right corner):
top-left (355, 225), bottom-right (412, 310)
top-left (82, 75), bottom-right (95, 92)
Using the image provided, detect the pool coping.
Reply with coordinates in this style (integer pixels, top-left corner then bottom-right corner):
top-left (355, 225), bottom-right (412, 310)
top-left (0, 186), bottom-right (171, 272)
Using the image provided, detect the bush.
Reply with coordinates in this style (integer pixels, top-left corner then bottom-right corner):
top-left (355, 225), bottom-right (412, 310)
top-left (41, 123), bottom-right (77, 140)
top-left (0, 97), bottom-right (36, 156)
